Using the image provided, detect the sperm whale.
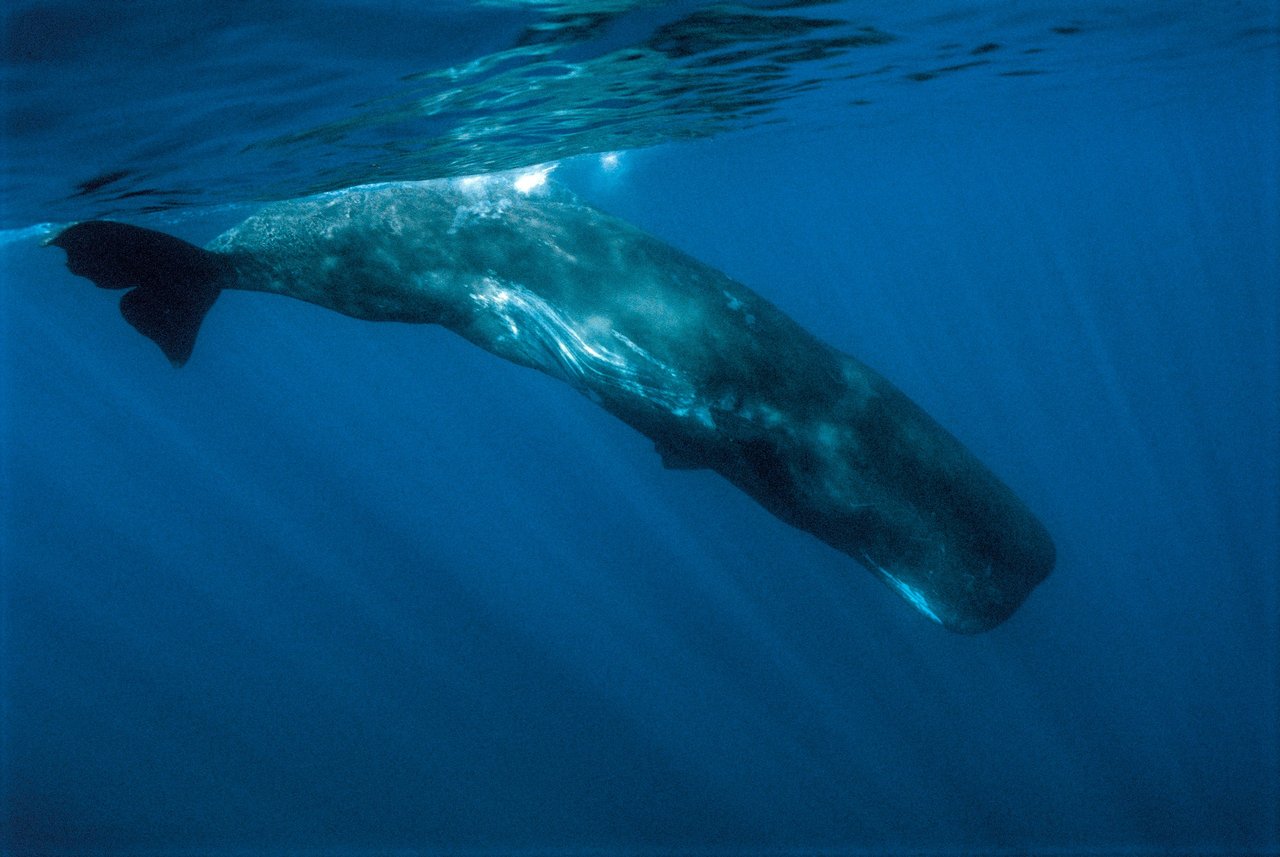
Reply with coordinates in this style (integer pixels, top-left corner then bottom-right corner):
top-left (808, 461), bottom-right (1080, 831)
top-left (49, 171), bottom-right (1054, 632)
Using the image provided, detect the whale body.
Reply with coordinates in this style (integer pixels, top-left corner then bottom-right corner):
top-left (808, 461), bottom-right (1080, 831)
top-left (49, 172), bottom-right (1054, 633)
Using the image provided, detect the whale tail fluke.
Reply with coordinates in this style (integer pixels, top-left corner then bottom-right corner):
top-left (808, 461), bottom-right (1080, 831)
top-left (48, 221), bottom-right (228, 367)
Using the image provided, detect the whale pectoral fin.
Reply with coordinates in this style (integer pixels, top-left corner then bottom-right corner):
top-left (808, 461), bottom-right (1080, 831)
top-left (654, 438), bottom-right (708, 470)
top-left (48, 221), bottom-right (227, 367)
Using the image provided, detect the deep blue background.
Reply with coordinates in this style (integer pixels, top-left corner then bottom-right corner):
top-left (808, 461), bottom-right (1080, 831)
top-left (3, 2), bottom-right (1278, 853)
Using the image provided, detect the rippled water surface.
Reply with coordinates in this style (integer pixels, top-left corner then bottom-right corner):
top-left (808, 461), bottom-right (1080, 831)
top-left (2, 1), bottom-right (1278, 854)
top-left (2, 0), bottom-right (1272, 225)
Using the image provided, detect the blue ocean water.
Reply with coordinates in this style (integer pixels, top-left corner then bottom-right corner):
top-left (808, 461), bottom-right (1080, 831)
top-left (2, 1), bottom-right (1278, 854)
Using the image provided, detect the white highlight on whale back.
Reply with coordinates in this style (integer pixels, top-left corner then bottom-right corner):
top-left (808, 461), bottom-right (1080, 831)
top-left (513, 165), bottom-right (555, 194)
top-left (471, 278), bottom-right (710, 425)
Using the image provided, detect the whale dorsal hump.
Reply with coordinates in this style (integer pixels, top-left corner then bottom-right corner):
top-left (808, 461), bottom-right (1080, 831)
top-left (49, 221), bottom-right (226, 367)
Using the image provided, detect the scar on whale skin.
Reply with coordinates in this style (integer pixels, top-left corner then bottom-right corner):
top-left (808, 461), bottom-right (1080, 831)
top-left (47, 172), bottom-right (1054, 633)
